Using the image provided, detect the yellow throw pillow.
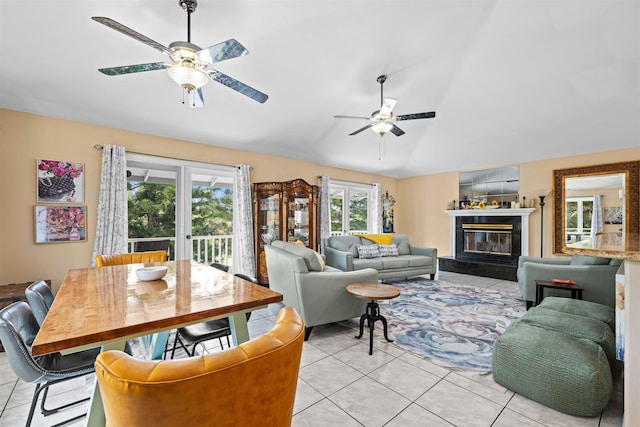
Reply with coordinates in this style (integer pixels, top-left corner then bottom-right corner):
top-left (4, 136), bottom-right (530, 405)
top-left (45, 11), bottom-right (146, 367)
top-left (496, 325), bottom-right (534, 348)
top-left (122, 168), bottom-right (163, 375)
top-left (356, 233), bottom-right (393, 245)
top-left (293, 240), bottom-right (306, 247)
top-left (314, 251), bottom-right (325, 271)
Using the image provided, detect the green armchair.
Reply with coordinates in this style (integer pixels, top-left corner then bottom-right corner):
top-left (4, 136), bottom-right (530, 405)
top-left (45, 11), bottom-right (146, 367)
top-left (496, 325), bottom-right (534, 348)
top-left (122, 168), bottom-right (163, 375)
top-left (517, 255), bottom-right (622, 309)
top-left (265, 240), bottom-right (378, 340)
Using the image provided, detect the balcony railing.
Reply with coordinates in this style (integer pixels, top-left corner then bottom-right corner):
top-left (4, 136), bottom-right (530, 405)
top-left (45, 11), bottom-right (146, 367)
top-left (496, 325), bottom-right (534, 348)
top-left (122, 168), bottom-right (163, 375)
top-left (128, 235), bottom-right (233, 267)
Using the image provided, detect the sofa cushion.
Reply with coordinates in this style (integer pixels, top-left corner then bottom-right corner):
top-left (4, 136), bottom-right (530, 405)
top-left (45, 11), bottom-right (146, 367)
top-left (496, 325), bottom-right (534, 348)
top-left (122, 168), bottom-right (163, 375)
top-left (380, 256), bottom-right (410, 270)
top-left (327, 235), bottom-right (361, 257)
top-left (378, 244), bottom-right (399, 257)
top-left (353, 258), bottom-right (383, 270)
top-left (405, 255), bottom-right (432, 268)
top-left (357, 244), bottom-right (380, 259)
top-left (272, 241), bottom-right (324, 272)
top-left (570, 255), bottom-right (611, 265)
top-left (392, 235), bottom-right (411, 255)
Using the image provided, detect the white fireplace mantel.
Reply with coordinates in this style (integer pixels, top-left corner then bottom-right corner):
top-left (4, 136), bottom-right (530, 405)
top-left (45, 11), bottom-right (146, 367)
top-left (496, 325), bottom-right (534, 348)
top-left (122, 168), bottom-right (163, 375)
top-left (444, 208), bottom-right (536, 257)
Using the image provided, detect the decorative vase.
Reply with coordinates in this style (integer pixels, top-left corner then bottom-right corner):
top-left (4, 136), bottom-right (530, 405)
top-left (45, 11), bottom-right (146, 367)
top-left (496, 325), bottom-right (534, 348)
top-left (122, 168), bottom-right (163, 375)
top-left (69, 228), bottom-right (80, 240)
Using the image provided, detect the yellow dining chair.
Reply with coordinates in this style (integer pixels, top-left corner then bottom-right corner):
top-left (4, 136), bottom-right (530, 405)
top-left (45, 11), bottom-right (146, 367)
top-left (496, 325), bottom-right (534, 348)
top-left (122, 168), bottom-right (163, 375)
top-left (95, 306), bottom-right (304, 427)
top-left (95, 250), bottom-right (169, 359)
top-left (95, 251), bottom-right (167, 268)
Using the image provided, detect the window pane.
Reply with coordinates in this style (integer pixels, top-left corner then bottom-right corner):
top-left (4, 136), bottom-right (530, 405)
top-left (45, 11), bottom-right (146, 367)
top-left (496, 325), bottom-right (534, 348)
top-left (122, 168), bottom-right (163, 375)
top-left (566, 201), bottom-right (578, 229)
top-left (582, 201), bottom-right (593, 229)
top-left (128, 182), bottom-right (176, 239)
top-left (349, 190), bottom-right (368, 233)
top-left (330, 195), bottom-right (343, 233)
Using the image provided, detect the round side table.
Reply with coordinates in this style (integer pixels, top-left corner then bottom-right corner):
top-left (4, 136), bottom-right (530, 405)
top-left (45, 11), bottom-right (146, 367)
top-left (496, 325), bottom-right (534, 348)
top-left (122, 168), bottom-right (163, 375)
top-left (346, 283), bottom-right (400, 355)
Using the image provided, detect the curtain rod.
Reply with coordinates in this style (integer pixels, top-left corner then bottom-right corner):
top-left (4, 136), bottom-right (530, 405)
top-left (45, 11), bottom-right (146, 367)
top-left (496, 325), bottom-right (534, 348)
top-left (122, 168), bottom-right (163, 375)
top-left (93, 144), bottom-right (250, 170)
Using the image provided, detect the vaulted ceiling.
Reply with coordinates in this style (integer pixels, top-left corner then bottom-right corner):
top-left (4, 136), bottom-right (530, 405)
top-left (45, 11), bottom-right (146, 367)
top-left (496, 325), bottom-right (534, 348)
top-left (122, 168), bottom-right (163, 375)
top-left (1, 1), bottom-right (638, 178)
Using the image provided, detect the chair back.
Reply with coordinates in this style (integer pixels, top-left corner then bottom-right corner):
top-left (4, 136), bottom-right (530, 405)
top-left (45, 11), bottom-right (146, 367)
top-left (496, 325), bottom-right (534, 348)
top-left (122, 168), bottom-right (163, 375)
top-left (134, 239), bottom-right (170, 253)
top-left (95, 307), bottom-right (305, 427)
top-left (25, 281), bottom-right (54, 326)
top-left (95, 251), bottom-right (167, 268)
top-left (0, 302), bottom-right (49, 383)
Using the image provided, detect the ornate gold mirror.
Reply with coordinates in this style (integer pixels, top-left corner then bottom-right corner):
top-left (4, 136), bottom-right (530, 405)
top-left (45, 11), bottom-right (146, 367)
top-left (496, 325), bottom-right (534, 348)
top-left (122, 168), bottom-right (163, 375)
top-left (553, 161), bottom-right (639, 255)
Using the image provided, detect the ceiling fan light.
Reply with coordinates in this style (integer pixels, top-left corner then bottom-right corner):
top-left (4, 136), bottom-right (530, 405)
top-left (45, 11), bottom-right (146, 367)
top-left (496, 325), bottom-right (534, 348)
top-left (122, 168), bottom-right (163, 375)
top-left (168, 64), bottom-right (209, 90)
top-left (371, 121), bottom-right (393, 135)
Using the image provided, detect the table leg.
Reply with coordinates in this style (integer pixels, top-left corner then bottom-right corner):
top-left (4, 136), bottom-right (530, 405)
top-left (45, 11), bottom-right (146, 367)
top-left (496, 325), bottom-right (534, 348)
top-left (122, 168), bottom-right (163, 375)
top-left (229, 311), bottom-right (251, 346)
top-left (355, 313), bottom-right (367, 339)
top-left (369, 307), bottom-right (374, 355)
top-left (536, 285), bottom-right (545, 305)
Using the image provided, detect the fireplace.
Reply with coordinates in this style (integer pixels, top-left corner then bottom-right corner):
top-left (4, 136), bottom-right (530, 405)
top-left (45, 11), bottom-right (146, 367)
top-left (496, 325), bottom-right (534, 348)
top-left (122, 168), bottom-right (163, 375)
top-left (463, 224), bottom-right (512, 256)
top-left (455, 216), bottom-right (521, 265)
top-left (440, 208), bottom-right (534, 281)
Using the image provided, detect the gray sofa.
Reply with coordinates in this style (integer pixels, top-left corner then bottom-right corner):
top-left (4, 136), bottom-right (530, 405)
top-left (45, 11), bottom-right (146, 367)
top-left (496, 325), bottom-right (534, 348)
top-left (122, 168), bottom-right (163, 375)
top-left (517, 255), bottom-right (622, 309)
top-left (324, 234), bottom-right (437, 280)
top-left (264, 240), bottom-right (378, 340)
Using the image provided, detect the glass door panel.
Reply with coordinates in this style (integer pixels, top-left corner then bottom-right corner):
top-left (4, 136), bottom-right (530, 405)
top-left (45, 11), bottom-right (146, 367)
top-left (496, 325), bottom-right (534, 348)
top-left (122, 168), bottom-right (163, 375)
top-left (287, 190), bottom-right (310, 245)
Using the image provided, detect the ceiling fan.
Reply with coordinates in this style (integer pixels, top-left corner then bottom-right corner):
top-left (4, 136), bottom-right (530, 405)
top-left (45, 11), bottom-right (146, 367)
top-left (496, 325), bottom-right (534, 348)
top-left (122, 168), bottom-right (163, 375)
top-left (92, 0), bottom-right (268, 108)
top-left (334, 75), bottom-right (435, 137)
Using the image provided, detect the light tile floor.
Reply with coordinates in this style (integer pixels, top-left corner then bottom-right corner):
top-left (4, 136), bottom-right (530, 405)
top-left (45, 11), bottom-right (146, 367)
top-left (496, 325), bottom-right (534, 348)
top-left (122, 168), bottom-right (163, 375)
top-left (0, 272), bottom-right (623, 426)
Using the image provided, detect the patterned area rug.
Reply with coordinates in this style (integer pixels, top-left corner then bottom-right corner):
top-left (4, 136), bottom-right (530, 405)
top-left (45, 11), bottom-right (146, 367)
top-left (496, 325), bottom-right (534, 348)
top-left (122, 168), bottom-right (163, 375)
top-left (380, 278), bottom-right (525, 372)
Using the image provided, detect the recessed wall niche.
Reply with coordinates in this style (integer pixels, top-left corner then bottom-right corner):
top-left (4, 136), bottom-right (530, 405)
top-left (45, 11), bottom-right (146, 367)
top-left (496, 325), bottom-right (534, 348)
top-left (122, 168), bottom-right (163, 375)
top-left (459, 166), bottom-right (519, 208)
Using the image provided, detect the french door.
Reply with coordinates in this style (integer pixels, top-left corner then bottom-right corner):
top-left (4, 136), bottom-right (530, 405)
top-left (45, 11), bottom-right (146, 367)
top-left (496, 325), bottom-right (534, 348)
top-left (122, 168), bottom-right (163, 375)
top-left (329, 181), bottom-right (372, 235)
top-left (127, 154), bottom-right (235, 262)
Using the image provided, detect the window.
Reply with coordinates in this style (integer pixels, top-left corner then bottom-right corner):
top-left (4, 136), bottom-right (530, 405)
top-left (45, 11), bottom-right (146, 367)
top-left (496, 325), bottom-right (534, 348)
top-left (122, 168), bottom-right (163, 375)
top-left (329, 181), bottom-right (372, 235)
top-left (565, 197), bottom-right (593, 244)
top-left (126, 154), bottom-right (235, 265)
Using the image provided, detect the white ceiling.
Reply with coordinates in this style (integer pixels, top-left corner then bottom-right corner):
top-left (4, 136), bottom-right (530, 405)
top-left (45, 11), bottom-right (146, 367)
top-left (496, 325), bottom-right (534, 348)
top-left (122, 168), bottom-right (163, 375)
top-left (1, 0), bottom-right (638, 178)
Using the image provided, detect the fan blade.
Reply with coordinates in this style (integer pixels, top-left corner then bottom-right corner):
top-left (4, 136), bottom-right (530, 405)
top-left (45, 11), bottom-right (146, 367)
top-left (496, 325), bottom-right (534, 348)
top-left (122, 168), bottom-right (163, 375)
top-left (349, 124), bottom-right (373, 135)
top-left (379, 98), bottom-right (397, 117)
top-left (186, 88), bottom-right (205, 108)
top-left (390, 125), bottom-right (405, 136)
top-left (92, 17), bottom-right (177, 60)
top-left (98, 62), bottom-right (170, 76)
top-left (395, 111), bottom-right (436, 121)
top-left (208, 70), bottom-right (268, 103)
top-left (197, 39), bottom-right (249, 64)
top-left (334, 115), bottom-right (371, 120)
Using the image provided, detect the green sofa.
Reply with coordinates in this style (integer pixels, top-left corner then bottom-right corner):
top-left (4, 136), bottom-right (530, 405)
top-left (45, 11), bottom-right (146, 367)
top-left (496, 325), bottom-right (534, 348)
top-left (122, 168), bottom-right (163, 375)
top-left (264, 240), bottom-right (378, 340)
top-left (324, 234), bottom-right (437, 280)
top-left (517, 255), bottom-right (622, 309)
top-left (493, 297), bottom-right (616, 417)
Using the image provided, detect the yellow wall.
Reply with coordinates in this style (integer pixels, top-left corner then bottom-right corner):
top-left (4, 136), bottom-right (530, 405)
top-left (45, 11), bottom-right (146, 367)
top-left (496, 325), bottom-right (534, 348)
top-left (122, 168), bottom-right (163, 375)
top-left (1, 108), bottom-right (638, 291)
top-left (0, 109), bottom-right (397, 290)
top-left (397, 150), bottom-right (640, 258)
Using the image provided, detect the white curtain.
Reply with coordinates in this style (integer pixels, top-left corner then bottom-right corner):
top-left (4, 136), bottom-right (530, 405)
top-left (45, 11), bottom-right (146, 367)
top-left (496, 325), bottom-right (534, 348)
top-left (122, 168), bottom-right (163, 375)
top-left (232, 164), bottom-right (256, 277)
top-left (318, 176), bottom-right (331, 254)
top-left (591, 194), bottom-right (604, 248)
top-left (92, 145), bottom-right (127, 265)
top-left (371, 183), bottom-right (382, 233)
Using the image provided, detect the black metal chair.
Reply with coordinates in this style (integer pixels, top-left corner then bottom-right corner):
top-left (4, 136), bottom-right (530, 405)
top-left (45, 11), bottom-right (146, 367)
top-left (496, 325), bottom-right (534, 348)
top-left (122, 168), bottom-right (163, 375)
top-left (24, 280), bottom-right (53, 326)
top-left (169, 272), bottom-right (258, 358)
top-left (210, 262), bottom-right (229, 272)
top-left (134, 239), bottom-right (170, 253)
top-left (0, 302), bottom-right (100, 427)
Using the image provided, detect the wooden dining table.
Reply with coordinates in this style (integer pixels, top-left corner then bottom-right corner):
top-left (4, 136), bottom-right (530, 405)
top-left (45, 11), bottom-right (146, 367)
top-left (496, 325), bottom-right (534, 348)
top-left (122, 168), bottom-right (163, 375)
top-left (31, 260), bottom-right (283, 427)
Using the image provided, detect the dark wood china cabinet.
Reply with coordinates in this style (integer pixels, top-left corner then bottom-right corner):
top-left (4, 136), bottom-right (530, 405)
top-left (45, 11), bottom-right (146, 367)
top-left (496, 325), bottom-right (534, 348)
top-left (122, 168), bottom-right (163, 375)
top-left (253, 179), bottom-right (318, 284)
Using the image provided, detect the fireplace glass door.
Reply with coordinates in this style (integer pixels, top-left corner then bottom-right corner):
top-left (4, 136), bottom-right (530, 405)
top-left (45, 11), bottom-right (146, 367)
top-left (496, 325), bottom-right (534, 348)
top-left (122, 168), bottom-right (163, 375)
top-left (463, 224), bottom-right (513, 257)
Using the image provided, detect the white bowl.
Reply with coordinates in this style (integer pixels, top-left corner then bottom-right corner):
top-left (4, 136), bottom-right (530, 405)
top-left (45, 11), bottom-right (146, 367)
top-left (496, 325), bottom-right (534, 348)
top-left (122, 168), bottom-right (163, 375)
top-left (135, 266), bottom-right (168, 281)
